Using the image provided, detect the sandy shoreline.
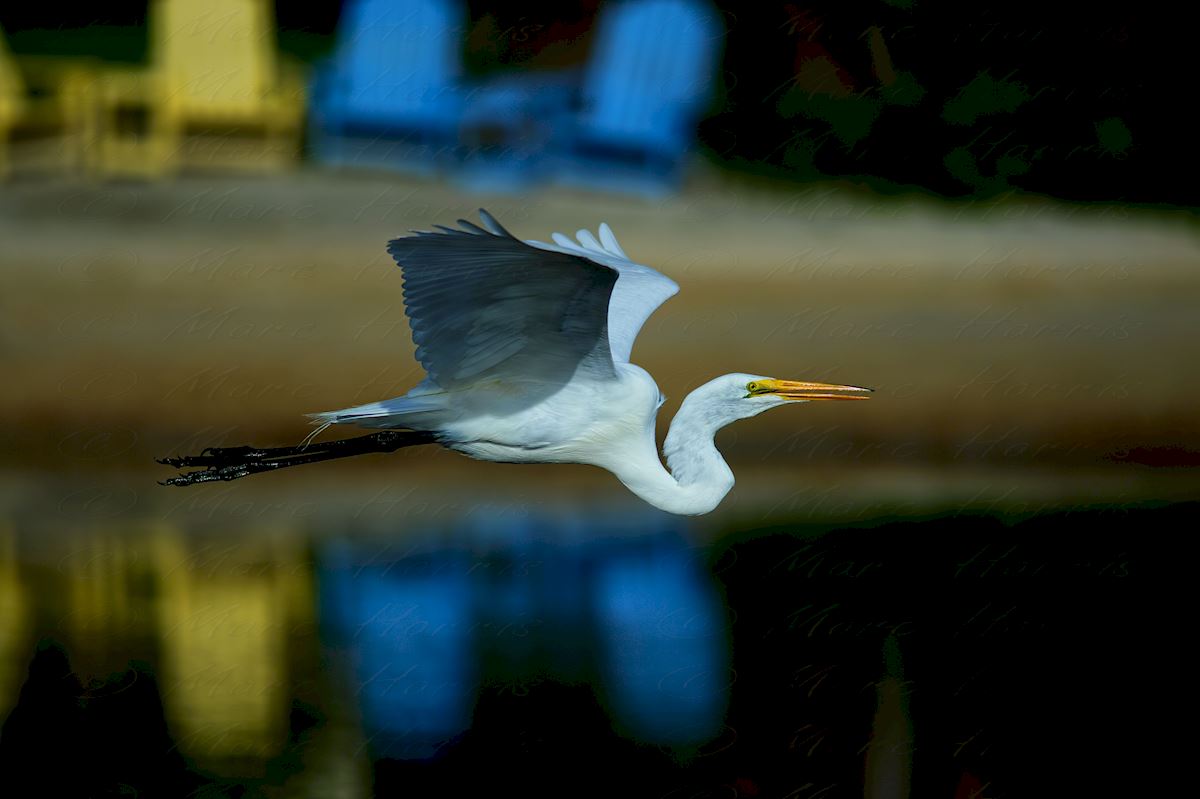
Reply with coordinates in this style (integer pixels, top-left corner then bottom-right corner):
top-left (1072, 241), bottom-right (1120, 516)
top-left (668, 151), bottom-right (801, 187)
top-left (3, 170), bottom-right (1197, 517)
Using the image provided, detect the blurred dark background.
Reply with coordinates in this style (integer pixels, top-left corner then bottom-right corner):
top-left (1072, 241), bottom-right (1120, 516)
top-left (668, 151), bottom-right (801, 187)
top-left (0, 2), bottom-right (1190, 798)
top-left (1, 0), bottom-right (1173, 203)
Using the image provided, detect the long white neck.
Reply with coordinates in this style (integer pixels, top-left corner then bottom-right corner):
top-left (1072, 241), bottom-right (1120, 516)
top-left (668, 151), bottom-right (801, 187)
top-left (608, 392), bottom-right (736, 516)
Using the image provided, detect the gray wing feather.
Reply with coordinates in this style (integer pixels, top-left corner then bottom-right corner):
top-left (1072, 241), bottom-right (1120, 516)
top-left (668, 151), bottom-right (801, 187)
top-left (538, 224), bottom-right (679, 363)
top-left (477, 209), bottom-right (515, 237)
top-left (387, 211), bottom-right (619, 391)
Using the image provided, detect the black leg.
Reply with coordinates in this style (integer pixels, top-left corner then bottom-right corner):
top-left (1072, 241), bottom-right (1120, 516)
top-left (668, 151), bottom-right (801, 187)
top-left (158, 444), bottom-right (295, 469)
top-left (158, 430), bottom-right (437, 486)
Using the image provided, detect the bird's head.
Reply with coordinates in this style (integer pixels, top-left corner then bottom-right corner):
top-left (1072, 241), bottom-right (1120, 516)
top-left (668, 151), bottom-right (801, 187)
top-left (688, 373), bottom-right (873, 426)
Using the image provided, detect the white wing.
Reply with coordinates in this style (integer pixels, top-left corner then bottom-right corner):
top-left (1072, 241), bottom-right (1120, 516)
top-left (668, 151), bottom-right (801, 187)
top-left (527, 224), bottom-right (680, 363)
top-left (386, 211), bottom-right (620, 394)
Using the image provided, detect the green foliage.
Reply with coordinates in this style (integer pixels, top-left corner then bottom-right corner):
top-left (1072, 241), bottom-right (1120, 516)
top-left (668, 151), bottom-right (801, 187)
top-left (942, 71), bottom-right (1032, 125)
top-left (1095, 117), bottom-right (1132, 155)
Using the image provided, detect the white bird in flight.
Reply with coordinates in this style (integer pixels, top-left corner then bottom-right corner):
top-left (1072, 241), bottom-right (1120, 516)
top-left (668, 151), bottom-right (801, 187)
top-left (160, 210), bottom-right (871, 515)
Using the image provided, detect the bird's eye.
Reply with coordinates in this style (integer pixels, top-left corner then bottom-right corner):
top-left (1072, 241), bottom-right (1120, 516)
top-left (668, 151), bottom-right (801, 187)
top-left (745, 381), bottom-right (764, 397)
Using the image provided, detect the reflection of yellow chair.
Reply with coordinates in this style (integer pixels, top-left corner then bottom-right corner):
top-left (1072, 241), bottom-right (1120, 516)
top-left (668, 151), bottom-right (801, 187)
top-left (153, 525), bottom-right (309, 765)
top-left (58, 524), bottom-right (164, 680)
top-left (94, 0), bottom-right (306, 178)
top-left (0, 524), bottom-right (30, 726)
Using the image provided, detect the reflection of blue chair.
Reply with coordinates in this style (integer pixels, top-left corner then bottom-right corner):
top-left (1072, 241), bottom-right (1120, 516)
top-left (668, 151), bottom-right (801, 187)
top-left (318, 510), bottom-right (728, 756)
top-left (591, 535), bottom-right (729, 746)
top-left (553, 0), bottom-right (723, 196)
top-left (318, 541), bottom-right (477, 760)
top-left (308, 0), bottom-right (466, 174)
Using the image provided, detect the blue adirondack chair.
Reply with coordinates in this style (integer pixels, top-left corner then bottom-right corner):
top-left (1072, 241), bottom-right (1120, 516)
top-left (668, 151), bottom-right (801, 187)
top-left (552, 0), bottom-right (724, 196)
top-left (308, 0), bottom-right (467, 174)
top-left (590, 532), bottom-right (729, 746)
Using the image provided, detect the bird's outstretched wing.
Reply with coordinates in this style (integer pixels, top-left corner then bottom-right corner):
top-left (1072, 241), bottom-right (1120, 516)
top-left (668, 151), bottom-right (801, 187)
top-left (387, 210), bottom-right (619, 391)
top-left (529, 225), bottom-right (680, 363)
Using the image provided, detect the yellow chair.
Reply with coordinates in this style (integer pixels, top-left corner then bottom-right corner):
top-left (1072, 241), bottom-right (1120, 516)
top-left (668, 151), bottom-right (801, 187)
top-left (10, 55), bottom-right (101, 176)
top-left (93, 0), bottom-right (306, 178)
top-left (0, 30), bottom-right (26, 178)
top-left (4, 21), bottom-right (105, 178)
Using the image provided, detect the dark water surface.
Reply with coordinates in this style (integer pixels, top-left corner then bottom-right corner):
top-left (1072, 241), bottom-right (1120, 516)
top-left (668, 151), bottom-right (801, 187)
top-left (0, 501), bottom-right (1177, 798)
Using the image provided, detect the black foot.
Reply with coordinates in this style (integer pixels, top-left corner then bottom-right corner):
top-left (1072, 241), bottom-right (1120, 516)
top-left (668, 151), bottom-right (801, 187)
top-left (159, 460), bottom-right (282, 486)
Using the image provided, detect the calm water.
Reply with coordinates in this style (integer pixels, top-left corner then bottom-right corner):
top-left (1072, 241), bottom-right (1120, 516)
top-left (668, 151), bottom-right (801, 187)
top-left (0, 501), bottom-right (1175, 797)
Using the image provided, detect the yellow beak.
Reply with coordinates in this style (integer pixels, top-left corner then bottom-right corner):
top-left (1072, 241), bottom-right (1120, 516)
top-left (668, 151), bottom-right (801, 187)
top-left (747, 379), bottom-right (874, 401)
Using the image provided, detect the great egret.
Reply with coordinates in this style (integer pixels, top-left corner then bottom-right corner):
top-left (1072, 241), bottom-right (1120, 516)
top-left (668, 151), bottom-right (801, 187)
top-left (160, 210), bottom-right (871, 515)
